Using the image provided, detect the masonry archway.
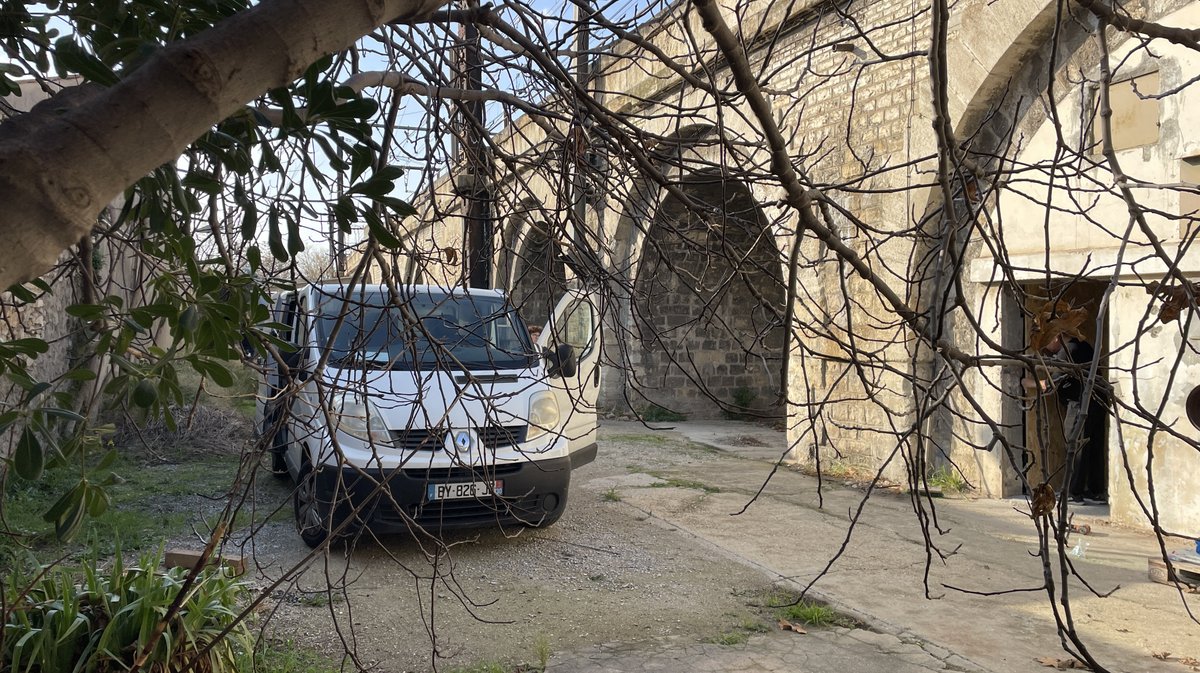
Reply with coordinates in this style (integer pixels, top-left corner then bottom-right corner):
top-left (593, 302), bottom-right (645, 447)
top-left (497, 201), bottom-right (568, 328)
top-left (630, 168), bottom-right (786, 419)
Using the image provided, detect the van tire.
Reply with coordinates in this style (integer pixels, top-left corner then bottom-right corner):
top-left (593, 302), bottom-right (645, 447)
top-left (294, 467), bottom-right (340, 549)
top-left (525, 510), bottom-right (563, 529)
top-left (263, 404), bottom-right (289, 479)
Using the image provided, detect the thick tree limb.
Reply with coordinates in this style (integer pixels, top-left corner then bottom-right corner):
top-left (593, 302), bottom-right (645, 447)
top-left (1073, 0), bottom-right (1200, 50)
top-left (0, 0), bottom-right (449, 291)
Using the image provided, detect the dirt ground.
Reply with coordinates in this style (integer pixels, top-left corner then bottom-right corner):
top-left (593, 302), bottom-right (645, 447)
top-left (234, 427), bottom-right (784, 673)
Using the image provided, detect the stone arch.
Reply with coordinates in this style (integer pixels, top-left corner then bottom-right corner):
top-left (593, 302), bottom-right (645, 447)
top-left (629, 165), bottom-right (787, 419)
top-left (496, 199), bottom-right (567, 327)
top-left (912, 0), bottom-right (1189, 498)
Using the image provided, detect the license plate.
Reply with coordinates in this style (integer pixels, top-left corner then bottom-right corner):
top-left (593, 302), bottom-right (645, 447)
top-left (426, 480), bottom-right (503, 501)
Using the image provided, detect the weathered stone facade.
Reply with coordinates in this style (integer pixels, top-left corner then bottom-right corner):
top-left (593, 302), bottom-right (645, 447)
top-left (364, 0), bottom-right (1199, 535)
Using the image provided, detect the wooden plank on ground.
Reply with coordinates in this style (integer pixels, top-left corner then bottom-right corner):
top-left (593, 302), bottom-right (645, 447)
top-left (164, 548), bottom-right (247, 576)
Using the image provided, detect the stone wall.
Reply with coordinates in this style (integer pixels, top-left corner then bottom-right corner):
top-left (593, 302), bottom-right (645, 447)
top-left (383, 0), bottom-right (1198, 532)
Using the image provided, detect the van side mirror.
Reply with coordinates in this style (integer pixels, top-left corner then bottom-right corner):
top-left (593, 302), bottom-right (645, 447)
top-left (544, 343), bottom-right (577, 378)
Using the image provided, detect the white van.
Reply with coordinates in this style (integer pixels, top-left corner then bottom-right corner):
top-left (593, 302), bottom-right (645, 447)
top-left (255, 283), bottom-right (600, 547)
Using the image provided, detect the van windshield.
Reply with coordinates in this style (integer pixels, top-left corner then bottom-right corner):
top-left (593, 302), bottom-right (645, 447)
top-left (316, 290), bottom-right (536, 371)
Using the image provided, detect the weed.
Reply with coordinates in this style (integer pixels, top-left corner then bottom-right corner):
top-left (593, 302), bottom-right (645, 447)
top-left (533, 634), bottom-right (552, 671)
top-left (297, 591), bottom-right (344, 608)
top-left (927, 465), bottom-right (967, 493)
top-left (237, 639), bottom-right (339, 673)
top-left (763, 590), bottom-right (856, 628)
top-left (738, 616), bottom-right (770, 633)
top-left (640, 404), bottom-right (687, 422)
top-left (649, 474), bottom-right (720, 494)
top-left (602, 487), bottom-right (622, 502)
top-left (703, 616), bottom-right (768, 647)
top-left (723, 386), bottom-right (758, 420)
top-left (704, 630), bottom-right (749, 646)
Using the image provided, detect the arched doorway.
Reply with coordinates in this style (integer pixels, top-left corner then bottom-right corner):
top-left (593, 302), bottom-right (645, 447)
top-left (508, 219), bottom-right (566, 328)
top-left (631, 170), bottom-right (785, 419)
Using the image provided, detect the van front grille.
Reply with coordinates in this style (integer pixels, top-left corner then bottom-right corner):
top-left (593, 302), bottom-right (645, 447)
top-left (478, 424), bottom-right (527, 449)
top-left (389, 429), bottom-right (445, 451)
top-left (388, 425), bottom-right (527, 451)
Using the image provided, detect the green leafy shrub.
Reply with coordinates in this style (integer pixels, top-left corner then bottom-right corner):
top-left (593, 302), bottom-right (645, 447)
top-left (723, 386), bottom-right (758, 420)
top-left (640, 404), bottom-right (687, 422)
top-left (3, 547), bottom-right (251, 672)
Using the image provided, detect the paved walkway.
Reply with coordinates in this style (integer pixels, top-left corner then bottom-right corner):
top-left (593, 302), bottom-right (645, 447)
top-left (555, 421), bottom-right (1200, 673)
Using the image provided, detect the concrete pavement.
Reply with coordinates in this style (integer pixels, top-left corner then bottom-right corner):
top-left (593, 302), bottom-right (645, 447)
top-left (560, 421), bottom-right (1200, 673)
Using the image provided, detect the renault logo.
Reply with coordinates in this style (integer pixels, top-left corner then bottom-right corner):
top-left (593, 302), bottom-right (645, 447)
top-left (454, 431), bottom-right (472, 453)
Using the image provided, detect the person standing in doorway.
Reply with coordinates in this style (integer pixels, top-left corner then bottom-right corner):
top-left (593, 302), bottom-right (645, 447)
top-left (1024, 333), bottom-right (1109, 504)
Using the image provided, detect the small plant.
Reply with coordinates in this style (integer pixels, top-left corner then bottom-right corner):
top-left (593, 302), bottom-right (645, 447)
top-left (640, 404), bottom-right (687, 422)
top-left (703, 616), bottom-right (768, 647)
top-left (738, 616), bottom-right (770, 633)
top-left (704, 630), bottom-right (749, 646)
top-left (238, 639), bottom-right (339, 673)
top-left (777, 601), bottom-right (842, 626)
top-left (533, 634), bottom-right (552, 671)
top-left (724, 386), bottom-right (758, 420)
top-left (602, 487), bottom-right (622, 502)
top-left (650, 474), bottom-right (720, 494)
top-left (3, 547), bottom-right (252, 672)
top-left (298, 591), bottom-right (341, 608)
top-left (927, 465), bottom-right (967, 493)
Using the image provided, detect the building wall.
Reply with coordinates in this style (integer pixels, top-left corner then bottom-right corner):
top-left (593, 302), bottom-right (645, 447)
top-left (387, 0), bottom-right (1197, 532)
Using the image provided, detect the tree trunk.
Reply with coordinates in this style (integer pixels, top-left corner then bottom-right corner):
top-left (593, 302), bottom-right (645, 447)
top-left (0, 0), bottom-right (449, 292)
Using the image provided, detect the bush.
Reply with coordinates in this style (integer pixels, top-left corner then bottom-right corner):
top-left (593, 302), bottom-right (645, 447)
top-left (640, 404), bottom-right (687, 422)
top-left (3, 547), bottom-right (252, 672)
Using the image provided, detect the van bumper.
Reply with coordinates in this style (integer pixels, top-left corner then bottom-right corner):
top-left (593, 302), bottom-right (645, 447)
top-left (311, 456), bottom-right (572, 534)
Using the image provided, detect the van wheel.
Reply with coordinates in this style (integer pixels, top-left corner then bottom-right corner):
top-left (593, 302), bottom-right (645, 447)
top-left (525, 510), bottom-right (563, 529)
top-left (263, 409), bottom-right (289, 479)
top-left (294, 468), bottom-right (338, 548)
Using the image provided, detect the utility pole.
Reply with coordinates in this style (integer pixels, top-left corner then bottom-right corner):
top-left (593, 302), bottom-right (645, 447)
top-left (569, 0), bottom-right (601, 282)
top-left (456, 0), bottom-right (492, 289)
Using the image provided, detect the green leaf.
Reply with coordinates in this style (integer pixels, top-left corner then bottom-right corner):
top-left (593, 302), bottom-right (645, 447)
top-left (286, 212), bottom-right (304, 256)
top-left (247, 245), bottom-right (262, 273)
top-left (363, 209), bottom-right (403, 249)
top-left (43, 480), bottom-right (86, 524)
top-left (13, 426), bottom-right (44, 481)
top-left (267, 208), bottom-right (287, 261)
top-left (375, 165), bottom-right (405, 182)
top-left (63, 368), bottom-right (98, 381)
top-left (191, 359), bottom-right (234, 387)
top-left (54, 37), bottom-right (117, 86)
top-left (377, 196), bottom-right (417, 218)
top-left (182, 171), bottom-right (222, 194)
top-left (66, 303), bottom-right (106, 320)
top-left (8, 338), bottom-right (50, 355)
top-left (40, 407), bottom-right (85, 423)
top-left (348, 177), bottom-right (394, 198)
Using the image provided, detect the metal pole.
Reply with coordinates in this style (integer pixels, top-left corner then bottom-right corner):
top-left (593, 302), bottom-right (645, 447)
top-left (460, 0), bottom-right (491, 288)
top-left (570, 0), bottom-right (593, 276)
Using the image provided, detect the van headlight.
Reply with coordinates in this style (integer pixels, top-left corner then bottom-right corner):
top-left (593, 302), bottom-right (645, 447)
top-left (333, 394), bottom-right (392, 446)
top-left (526, 392), bottom-right (560, 441)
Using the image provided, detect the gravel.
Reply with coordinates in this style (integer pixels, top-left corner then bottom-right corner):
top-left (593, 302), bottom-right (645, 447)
top-left (238, 428), bottom-right (778, 672)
